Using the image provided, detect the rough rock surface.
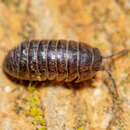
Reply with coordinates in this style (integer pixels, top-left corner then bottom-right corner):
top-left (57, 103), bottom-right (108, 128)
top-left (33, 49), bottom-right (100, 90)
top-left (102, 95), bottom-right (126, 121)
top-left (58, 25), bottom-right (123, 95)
top-left (0, 0), bottom-right (130, 130)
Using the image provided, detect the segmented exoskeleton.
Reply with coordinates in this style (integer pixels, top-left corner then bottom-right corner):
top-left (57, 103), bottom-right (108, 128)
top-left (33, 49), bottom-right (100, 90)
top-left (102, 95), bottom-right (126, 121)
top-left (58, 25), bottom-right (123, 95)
top-left (3, 40), bottom-right (128, 97)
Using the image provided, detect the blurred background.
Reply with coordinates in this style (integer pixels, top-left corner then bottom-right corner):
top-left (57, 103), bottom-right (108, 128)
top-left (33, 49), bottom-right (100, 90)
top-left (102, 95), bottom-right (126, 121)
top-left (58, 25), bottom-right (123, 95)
top-left (0, 0), bottom-right (130, 130)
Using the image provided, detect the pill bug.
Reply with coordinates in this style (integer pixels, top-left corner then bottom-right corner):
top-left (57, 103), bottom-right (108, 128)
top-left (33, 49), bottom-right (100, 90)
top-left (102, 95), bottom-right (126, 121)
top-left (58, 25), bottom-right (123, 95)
top-left (3, 40), bottom-right (128, 97)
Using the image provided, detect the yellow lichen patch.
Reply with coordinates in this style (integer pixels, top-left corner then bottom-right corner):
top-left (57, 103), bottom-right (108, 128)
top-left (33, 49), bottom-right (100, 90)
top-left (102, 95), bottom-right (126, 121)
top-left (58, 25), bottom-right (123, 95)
top-left (77, 127), bottom-right (83, 130)
top-left (25, 85), bottom-right (46, 130)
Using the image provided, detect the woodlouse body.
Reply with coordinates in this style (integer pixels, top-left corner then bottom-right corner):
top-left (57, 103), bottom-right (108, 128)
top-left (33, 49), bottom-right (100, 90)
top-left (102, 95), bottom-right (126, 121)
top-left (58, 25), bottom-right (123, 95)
top-left (3, 40), bottom-right (102, 82)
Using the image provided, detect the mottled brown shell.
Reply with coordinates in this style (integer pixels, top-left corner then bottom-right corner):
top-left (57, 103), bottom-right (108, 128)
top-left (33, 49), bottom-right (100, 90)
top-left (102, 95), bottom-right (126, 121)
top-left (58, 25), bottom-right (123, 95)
top-left (3, 40), bottom-right (102, 82)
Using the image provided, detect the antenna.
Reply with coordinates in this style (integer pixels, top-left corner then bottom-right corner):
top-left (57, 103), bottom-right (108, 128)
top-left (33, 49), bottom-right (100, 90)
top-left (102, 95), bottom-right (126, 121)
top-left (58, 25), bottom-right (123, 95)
top-left (101, 49), bottom-right (129, 98)
top-left (102, 49), bottom-right (129, 59)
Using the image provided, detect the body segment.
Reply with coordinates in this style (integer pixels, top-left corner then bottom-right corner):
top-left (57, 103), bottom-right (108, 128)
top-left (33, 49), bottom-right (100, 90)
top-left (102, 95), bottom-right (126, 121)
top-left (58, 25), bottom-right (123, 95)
top-left (3, 40), bottom-right (102, 82)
